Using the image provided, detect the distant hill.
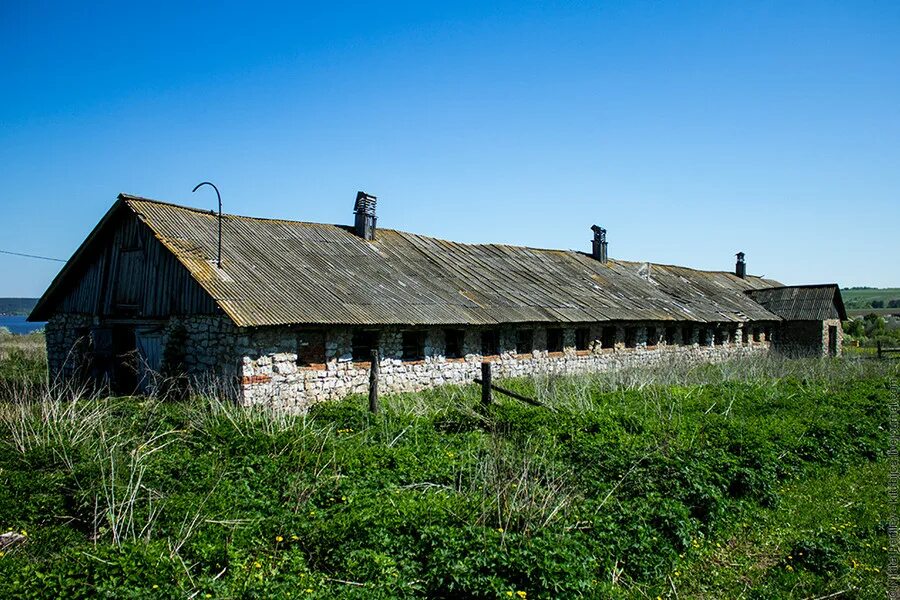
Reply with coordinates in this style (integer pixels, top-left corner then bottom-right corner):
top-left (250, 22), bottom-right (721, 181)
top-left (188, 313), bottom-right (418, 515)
top-left (0, 298), bottom-right (38, 316)
top-left (840, 287), bottom-right (900, 314)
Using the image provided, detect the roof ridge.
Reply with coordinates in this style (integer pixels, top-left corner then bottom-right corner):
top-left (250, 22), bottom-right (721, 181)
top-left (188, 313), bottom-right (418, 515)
top-left (746, 283), bottom-right (839, 291)
top-left (120, 193), bottom-right (347, 228)
top-left (120, 192), bottom-right (778, 285)
top-left (121, 193), bottom-right (598, 256)
top-left (615, 258), bottom-right (771, 280)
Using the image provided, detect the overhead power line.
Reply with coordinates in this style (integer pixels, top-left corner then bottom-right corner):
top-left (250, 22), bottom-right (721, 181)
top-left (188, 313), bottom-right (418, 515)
top-left (0, 249), bottom-right (67, 263)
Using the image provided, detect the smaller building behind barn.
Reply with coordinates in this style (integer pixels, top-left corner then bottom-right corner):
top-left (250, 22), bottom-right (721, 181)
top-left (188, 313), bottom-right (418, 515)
top-left (30, 192), bottom-right (846, 410)
top-left (746, 285), bottom-right (846, 356)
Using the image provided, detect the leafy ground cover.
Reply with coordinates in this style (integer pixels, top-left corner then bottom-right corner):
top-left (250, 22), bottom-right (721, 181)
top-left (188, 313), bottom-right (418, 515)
top-left (0, 355), bottom-right (895, 598)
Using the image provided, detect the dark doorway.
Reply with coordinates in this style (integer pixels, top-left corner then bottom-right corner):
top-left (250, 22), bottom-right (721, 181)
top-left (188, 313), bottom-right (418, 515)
top-left (624, 327), bottom-right (637, 348)
top-left (445, 329), bottom-right (465, 359)
top-left (828, 325), bottom-right (838, 356)
top-left (481, 330), bottom-right (499, 356)
top-left (575, 328), bottom-right (590, 351)
top-left (547, 328), bottom-right (564, 353)
top-left (111, 325), bottom-right (138, 395)
top-left (352, 330), bottom-right (379, 362)
top-left (601, 326), bottom-right (617, 349)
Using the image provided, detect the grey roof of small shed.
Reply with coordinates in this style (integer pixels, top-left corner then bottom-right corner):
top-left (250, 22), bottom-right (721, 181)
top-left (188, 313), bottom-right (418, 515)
top-left (34, 194), bottom-right (787, 327)
top-left (745, 285), bottom-right (847, 321)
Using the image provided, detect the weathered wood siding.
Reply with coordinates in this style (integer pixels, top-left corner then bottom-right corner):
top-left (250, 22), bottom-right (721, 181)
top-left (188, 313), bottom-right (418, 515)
top-left (55, 212), bottom-right (218, 318)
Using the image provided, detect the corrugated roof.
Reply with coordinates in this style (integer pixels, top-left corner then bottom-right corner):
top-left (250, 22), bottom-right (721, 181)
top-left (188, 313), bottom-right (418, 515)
top-left (33, 193), bottom-right (790, 327)
top-left (745, 285), bottom-right (847, 321)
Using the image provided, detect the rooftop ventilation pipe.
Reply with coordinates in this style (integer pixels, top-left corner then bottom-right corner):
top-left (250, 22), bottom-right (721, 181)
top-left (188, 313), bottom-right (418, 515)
top-left (735, 252), bottom-right (746, 278)
top-left (591, 225), bottom-right (608, 263)
top-left (354, 191), bottom-right (377, 240)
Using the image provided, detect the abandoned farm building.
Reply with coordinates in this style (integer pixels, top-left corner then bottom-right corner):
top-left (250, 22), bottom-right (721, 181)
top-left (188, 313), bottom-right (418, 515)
top-left (30, 192), bottom-right (847, 408)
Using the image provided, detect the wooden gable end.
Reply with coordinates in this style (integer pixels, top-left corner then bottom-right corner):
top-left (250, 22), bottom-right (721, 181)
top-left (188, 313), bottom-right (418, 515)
top-left (42, 208), bottom-right (218, 319)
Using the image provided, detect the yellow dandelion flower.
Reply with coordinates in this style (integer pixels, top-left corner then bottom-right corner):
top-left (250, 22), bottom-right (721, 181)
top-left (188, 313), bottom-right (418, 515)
top-left (276, 535), bottom-right (284, 542)
top-left (205, 595), bottom-right (212, 599)
top-left (0, 551), bottom-right (5, 558)
top-left (516, 592), bottom-right (527, 599)
top-left (254, 561), bottom-right (262, 569)
top-left (291, 535), bottom-right (299, 541)
top-left (674, 570), bottom-right (680, 577)
top-left (506, 593), bottom-right (514, 597)
top-left (305, 589), bottom-right (313, 594)
top-left (786, 565), bottom-right (793, 572)
top-left (497, 528), bottom-right (504, 533)
top-left (20, 530), bottom-right (27, 537)
top-left (153, 584), bottom-right (159, 589)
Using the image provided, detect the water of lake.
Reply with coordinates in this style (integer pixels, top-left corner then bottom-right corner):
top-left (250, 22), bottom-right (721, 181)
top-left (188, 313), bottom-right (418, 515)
top-left (0, 315), bottom-right (46, 335)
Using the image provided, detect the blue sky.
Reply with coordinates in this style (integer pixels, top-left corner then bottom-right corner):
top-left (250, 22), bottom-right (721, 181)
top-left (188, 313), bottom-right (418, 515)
top-left (1, 1), bottom-right (898, 297)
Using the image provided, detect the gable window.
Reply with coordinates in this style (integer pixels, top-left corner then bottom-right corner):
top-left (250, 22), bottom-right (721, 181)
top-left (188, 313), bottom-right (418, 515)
top-left (575, 328), bottom-right (590, 351)
top-left (352, 330), bottom-right (379, 362)
top-left (481, 330), bottom-right (499, 356)
top-left (665, 326), bottom-right (677, 346)
top-left (646, 326), bottom-right (658, 347)
top-left (516, 329), bottom-right (534, 354)
top-left (624, 327), bottom-right (637, 348)
top-left (296, 330), bottom-right (325, 366)
top-left (601, 326), bottom-right (617, 349)
top-left (445, 329), bottom-right (465, 359)
top-left (547, 328), bottom-right (564, 353)
top-left (402, 331), bottom-right (426, 360)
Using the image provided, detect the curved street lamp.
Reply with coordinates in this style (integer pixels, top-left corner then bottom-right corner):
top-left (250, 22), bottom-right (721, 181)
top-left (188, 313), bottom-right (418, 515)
top-left (192, 181), bottom-right (222, 268)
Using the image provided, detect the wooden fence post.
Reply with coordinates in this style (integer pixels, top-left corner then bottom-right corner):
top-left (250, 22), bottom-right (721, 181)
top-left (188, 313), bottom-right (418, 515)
top-left (369, 349), bottom-right (380, 414)
top-left (481, 361), bottom-right (492, 405)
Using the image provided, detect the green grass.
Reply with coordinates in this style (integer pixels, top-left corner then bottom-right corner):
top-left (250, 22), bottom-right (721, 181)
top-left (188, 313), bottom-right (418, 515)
top-left (0, 330), bottom-right (46, 389)
top-left (0, 356), bottom-right (895, 598)
top-left (841, 288), bottom-right (900, 310)
top-left (848, 307), bottom-right (900, 318)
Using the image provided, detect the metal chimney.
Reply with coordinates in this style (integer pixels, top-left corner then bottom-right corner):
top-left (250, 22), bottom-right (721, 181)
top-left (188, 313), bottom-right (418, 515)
top-left (591, 225), bottom-right (608, 263)
top-left (735, 252), bottom-right (746, 278)
top-left (354, 191), bottom-right (377, 240)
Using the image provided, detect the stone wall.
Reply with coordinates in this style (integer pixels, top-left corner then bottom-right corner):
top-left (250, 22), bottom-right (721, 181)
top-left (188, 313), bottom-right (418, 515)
top-left (44, 313), bottom-right (94, 386)
top-left (46, 316), bottom-right (829, 410)
top-left (775, 320), bottom-right (841, 358)
top-left (237, 323), bottom-right (772, 412)
top-left (42, 314), bottom-right (242, 394)
top-left (822, 318), bottom-right (843, 357)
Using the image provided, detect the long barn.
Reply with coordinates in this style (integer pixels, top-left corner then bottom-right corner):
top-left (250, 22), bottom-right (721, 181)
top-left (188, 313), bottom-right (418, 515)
top-left (30, 192), bottom-right (846, 408)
